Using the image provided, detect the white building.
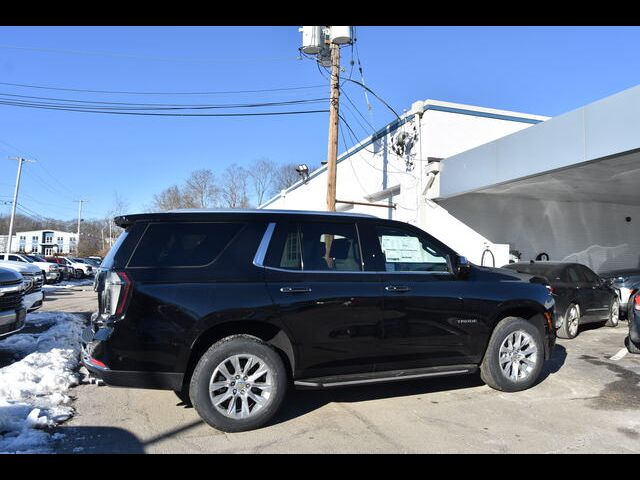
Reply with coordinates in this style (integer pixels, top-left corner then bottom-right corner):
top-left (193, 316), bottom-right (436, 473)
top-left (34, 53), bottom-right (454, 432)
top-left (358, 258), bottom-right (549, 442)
top-left (261, 85), bottom-right (640, 273)
top-left (261, 99), bottom-right (548, 267)
top-left (0, 229), bottom-right (78, 256)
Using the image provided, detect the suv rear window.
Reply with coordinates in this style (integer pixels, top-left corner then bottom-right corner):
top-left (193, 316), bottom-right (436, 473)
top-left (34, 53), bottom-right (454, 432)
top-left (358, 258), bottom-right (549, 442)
top-left (128, 222), bottom-right (243, 268)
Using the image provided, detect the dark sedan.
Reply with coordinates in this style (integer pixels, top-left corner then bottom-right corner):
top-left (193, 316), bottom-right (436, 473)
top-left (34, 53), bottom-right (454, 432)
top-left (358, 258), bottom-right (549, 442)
top-left (503, 262), bottom-right (619, 339)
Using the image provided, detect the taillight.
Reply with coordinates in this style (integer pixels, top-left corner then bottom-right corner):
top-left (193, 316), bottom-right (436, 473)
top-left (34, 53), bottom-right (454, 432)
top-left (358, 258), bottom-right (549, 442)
top-left (103, 270), bottom-right (132, 317)
top-left (634, 294), bottom-right (640, 311)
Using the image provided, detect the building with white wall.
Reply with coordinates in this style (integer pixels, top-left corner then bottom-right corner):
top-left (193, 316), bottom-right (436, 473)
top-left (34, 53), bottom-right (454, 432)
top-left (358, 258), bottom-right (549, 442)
top-left (262, 84), bottom-right (640, 273)
top-left (0, 229), bottom-right (77, 255)
top-left (261, 99), bottom-right (548, 267)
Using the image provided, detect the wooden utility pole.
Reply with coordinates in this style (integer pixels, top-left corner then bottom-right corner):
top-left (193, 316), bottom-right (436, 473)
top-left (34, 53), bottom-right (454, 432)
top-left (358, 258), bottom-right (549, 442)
top-left (6, 156), bottom-right (36, 253)
top-left (325, 42), bottom-right (340, 212)
top-left (74, 199), bottom-right (87, 254)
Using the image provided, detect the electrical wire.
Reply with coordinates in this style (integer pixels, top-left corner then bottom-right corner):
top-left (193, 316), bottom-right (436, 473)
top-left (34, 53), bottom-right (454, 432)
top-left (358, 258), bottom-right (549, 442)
top-left (0, 92), bottom-right (330, 110)
top-left (0, 80), bottom-right (326, 96)
top-left (0, 101), bottom-right (330, 117)
top-left (338, 77), bottom-right (401, 121)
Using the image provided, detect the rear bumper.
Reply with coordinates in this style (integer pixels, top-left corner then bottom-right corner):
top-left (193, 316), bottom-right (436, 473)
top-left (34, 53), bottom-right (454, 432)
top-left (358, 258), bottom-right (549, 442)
top-left (81, 325), bottom-right (183, 391)
top-left (0, 307), bottom-right (26, 338)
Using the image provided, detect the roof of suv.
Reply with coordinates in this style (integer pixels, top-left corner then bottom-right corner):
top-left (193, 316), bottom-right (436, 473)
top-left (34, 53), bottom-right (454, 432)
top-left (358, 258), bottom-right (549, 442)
top-left (114, 209), bottom-right (377, 228)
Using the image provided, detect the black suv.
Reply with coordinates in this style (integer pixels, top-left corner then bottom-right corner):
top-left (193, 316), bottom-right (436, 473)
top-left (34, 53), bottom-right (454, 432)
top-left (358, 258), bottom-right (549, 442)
top-left (83, 209), bottom-right (556, 432)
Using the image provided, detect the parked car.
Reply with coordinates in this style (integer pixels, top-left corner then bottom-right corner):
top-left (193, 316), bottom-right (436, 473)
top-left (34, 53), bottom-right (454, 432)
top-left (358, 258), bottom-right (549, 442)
top-left (0, 266), bottom-right (27, 338)
top-left (45, 257), bottom-right (75, 280)
top-left (81, 257), bottom-right (102, 269)
top-left (67, 257), bottom-right (95, 278)
top-left (0, 260), bottom-right (45, 312)
top-left (599, 268), bottom-right (640, 319)
top-left (82, 209), bottom-right (557, 432)
top-left (503, 261), bottom-right (619, 339)
top-left (0, 253), bottom-right (61, 284)
top-left (46, 256), bottom-right (93, 279)
top-left (625, 291), bottom-right (640, 354)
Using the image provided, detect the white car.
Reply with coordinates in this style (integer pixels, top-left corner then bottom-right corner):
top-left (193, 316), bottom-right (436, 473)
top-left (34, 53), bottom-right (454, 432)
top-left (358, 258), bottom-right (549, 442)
top-left (0, 260), bottom-right (45, 312)
top-left (0, 253), bottom-right (61, 284)
top-left (59, 257), bottom-right (94, 278)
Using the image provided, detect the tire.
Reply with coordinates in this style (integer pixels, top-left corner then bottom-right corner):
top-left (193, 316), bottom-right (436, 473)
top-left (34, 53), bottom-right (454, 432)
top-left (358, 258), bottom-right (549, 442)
top-left (189, 335), bottom-right (287, 433)
top-left (605, 297), bottom-right (620, 327)
top-left (75, 269), bottom-right (84, 279)
top-left (558, 303), bottom-right (580, 339)
top-left (480, 316), bottom-right (545, 392)
top-left (626, 335), bottom-right (640, 354)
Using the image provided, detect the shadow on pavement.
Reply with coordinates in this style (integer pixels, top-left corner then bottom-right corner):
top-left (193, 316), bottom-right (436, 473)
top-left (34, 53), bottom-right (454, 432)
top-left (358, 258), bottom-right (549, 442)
top-left (272, 372), bottom-right (486, 426)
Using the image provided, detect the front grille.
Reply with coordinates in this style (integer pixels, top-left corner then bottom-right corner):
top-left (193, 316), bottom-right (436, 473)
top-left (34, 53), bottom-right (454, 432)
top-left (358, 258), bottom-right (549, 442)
top-left (23, 275), bottom-right (43, 294)
top-left (0, 279), bottom-right (22, 287)
top-left (0, 291), bottom-right (22, 311)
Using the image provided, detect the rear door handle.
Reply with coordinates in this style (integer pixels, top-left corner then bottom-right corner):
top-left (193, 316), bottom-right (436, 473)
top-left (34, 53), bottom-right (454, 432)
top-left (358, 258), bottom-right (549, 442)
top-left (385, 285), bottom-right (411, 292)
top-left (280, 286), bottom-right (312, 293)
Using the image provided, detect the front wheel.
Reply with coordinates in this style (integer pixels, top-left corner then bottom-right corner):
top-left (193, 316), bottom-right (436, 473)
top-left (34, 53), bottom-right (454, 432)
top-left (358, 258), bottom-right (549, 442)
top-left (605, 297), bottom-right (620, 327)
top-left (480, 316), bottom-right (544, 392)
top-left (75, 269), bottom-right (84, 279)
top-left (626, 336), bottom-right (640, 354)
top-left (558, 304), bottom-right (580, 339)
top-left (189, 335), bottom-right (287, 432)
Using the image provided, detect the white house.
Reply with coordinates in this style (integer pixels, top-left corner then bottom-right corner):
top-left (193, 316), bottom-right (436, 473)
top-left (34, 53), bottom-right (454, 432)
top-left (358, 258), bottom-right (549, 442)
top-left (0, 229), bottom-right (78, 256)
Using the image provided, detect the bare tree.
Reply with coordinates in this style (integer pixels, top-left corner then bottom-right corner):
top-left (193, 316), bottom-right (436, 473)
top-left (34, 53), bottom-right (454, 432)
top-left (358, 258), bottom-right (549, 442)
top-left (184, 169), bottom-right (220, 208)
top-left (220, 164), bottom-right (250, 209)
top-left (152, 185), bottom-right (195, 211)
top-left (248, 158), bottom-right (276, 206)
top-left (271, 162), bottom-right (302, 196)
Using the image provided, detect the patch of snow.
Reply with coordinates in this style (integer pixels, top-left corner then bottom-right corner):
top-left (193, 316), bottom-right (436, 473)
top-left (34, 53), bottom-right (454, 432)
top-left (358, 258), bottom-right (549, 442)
top-left (0, 311), bottom-right (85, 453)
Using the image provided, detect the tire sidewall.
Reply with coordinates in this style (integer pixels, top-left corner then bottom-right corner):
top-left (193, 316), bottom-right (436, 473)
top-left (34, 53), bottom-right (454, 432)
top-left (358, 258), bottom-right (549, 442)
top-left (189, 335), bottom-right (287, 433)
top-left (606, 296), bottom-right (620, 327)
top-left (558, 304), bottom-right (579, 339)
top-left (482, 317), bottom-right (545, 392)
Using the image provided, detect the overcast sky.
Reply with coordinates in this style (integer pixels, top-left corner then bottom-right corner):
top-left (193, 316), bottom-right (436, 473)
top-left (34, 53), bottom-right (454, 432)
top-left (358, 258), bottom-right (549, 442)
top-left (1, 26), bottom-right (639, 220)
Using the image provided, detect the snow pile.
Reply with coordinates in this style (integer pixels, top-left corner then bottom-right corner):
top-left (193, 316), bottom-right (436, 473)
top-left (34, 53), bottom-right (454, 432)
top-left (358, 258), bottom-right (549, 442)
top-left (0, 311), bottom-right (85, 453)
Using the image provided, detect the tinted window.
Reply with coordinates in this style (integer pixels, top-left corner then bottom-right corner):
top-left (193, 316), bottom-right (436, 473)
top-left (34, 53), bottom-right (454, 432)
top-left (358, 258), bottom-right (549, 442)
top-left (128, 222), bottom-right (243, 268)
top-left (300, 222), bottom-right (361, 271)
top-left (375, 226), bottom-right (450, 273)
top-left (265, 222), bottom-right (362, 272)
top-left (577, 265), bottom-right (599, 283)
top-left (265, 223), bottom-right (302, 270)
top-left (505, 263), bottom-right (562, 279)
top-left (565, 266), bottom-right (582, 283)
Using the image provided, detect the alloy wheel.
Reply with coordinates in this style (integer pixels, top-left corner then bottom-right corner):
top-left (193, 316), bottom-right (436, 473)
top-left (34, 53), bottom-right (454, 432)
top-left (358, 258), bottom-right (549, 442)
top-left (498, 330), bottom-right (538, 382)
top-left (208, 354), bottom-right (273, 419)
top-left (567, 306), bottom-right (580, 337)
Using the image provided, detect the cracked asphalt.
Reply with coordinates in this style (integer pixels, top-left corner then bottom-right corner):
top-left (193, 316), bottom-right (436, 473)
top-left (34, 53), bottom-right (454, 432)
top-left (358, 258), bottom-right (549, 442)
top-left (44, 287), bottom-right (640, 453)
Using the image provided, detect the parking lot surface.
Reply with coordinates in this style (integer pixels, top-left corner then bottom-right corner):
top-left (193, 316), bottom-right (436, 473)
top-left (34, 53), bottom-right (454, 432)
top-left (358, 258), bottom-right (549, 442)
top-left (47, 287), bottom-right (640, 453)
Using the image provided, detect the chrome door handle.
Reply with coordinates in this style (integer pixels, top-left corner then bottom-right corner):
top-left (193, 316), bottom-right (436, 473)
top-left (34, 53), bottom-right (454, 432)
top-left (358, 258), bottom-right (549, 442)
top-left (385, 285), bottom-right (411, 292)
top-left (280, 287), bottom-right (312, 293)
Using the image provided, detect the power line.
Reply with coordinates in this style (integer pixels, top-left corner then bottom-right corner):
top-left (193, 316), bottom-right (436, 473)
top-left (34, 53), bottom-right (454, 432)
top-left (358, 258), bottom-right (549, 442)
top-left (0, 80), bottom-right (326, 96)
top-left (0, 92), bottom-right (330, 110)
top-left (0, 101), bottom-right (330, 117)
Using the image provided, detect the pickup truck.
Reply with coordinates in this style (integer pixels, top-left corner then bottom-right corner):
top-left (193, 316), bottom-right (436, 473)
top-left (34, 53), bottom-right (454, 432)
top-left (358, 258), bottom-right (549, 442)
top-left (0, 253), bottom-right (61, 284)
top-left (0, 260), bottom-right (45, 312)
top-left (0, 266), bottom-right (27, 338)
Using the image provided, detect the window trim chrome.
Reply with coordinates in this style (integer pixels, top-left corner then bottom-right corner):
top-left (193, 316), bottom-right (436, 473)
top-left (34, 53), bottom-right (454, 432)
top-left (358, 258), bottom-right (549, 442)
top-left (253, 222), bottom-right (276, 268)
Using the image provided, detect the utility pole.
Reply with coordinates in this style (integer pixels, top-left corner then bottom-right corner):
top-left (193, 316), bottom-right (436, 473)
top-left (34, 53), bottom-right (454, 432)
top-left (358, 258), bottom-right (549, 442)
top-left (326, 42), bottom-right (340, 212)
top-left (6, 156), bottom-right (36, 253)
top-left (299, 26), bottom-right (352, 212)
top-left (74, 199), bottom-right (87, 255)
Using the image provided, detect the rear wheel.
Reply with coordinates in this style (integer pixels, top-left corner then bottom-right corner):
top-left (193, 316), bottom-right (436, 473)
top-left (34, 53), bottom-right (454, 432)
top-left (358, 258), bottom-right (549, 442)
top-left (75, 269), bottom-right (84, 279)
top-left (189, 335), bottom-right (287, 432)
top-left (480, 316), bottom-right (544, 392)
top-left (558, 304), bottom-right (580, 339)
top-left (606, 297), bottom-right (620, 327)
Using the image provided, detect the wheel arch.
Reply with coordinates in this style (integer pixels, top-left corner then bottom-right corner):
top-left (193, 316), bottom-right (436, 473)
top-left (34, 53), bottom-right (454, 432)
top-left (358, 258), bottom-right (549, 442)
top-left (181, 321), bottom-right (296, 392)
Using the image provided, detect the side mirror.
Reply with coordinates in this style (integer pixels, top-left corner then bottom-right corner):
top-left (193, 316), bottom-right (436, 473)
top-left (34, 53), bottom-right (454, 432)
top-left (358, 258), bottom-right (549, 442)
top-left (457, 256), bottom-right (471, 279)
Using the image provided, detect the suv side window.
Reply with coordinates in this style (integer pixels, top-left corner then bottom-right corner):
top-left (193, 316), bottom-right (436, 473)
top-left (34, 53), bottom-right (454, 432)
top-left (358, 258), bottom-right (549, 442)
top-left (9, 255), bottom-right (22, 262)
top-left (564, 266), bottom-right (582, 283)
top-left (128, 222), bottom-right (243, 268)
top-left (265, 222), bottom-right (362, 272)
top-left (375, 226), bottom-right (451, 273)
